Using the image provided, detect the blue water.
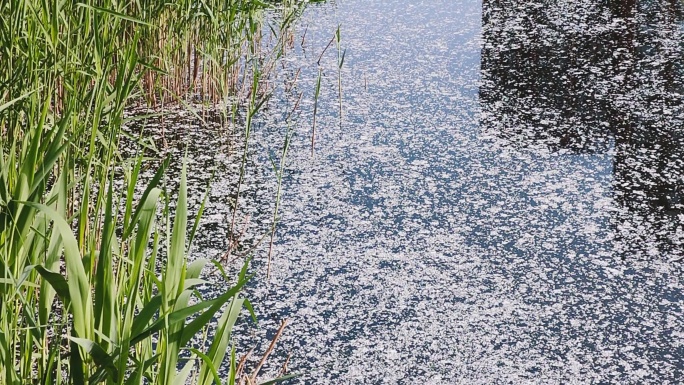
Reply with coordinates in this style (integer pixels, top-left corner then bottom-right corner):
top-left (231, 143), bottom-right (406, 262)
top-left (174, 0), bottom-right (684, 383)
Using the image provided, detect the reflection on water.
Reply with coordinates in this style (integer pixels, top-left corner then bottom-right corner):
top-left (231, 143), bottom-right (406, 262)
top-left (480, 0), bottom-right (684, 259)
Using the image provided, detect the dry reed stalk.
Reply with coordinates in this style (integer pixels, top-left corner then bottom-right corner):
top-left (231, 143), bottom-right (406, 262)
top-left (278, 352), bottom-right (291, 377)
top-left (248, 318), bottom-right (289, 384)
top-left (300, 25), bottom-right (308, 47)
top-left (192, 45), bottom-right (200, 92)
top-left (222, 213), bottom-right (252, 262)
top-left (236, 346), bottom-right (254, 384)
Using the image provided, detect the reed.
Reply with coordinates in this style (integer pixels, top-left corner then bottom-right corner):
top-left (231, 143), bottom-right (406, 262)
top-left (335, 24), bottom-right (345, 123)
top-left (0, 0), bottom-right (305, 383)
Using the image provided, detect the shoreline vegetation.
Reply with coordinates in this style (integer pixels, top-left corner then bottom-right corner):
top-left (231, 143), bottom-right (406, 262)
top-left (0, 0), bottom-right (316, 383)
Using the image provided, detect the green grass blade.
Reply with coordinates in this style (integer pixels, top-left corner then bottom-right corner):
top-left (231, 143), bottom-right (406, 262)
top-left (31, 265), bottom-right (71, 306)
top-left (94, 179), bottom-right (118, 349)
top-left (22, 202), bottom-right (93, 341)
top-left (198, 297), bottom-right (244, 385)
top-left (188, 348), bottom-right (223, 385)
top-left (75, 3), bottom-right (154, 26)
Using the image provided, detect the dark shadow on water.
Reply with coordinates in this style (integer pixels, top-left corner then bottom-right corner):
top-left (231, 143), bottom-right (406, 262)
top-left (480, 0), bottom-right (684, 260)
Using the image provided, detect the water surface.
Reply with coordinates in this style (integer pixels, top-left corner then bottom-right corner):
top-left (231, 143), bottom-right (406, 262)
top-left (185, 0), bottom-right (684, 383)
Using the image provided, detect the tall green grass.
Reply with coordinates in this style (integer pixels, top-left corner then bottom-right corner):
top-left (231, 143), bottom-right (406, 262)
top-left (0, 0), bottom-right (306, 383)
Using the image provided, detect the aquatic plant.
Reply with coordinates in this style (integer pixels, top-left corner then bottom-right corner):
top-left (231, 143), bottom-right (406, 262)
top-left (335, 24), bottom-right (345, 123)
top-left (0, 0), bottom-right (307, 383)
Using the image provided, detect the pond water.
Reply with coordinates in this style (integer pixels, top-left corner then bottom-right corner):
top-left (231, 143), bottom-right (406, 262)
top-left (182, 0), bottom-right (684, 383)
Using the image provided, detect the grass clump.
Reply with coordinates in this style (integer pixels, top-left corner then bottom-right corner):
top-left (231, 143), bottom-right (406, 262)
top-left (0, 0), bottom-right (307, 383)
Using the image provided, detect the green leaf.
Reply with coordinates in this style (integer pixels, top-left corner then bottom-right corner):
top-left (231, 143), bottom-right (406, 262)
top-left (243, 298), bottom-right (258, 324)
top-left (188, 348), bottom-right (223, 385)
top-left (187, 258), bottom-right (210, 280)
top-left (165, 158), bottom-right (188, 305)
top-left (129, 281), bottom-right (247, 346)
top-left (94, 179), bottom-right (118, 348)
top-left (0, 89), bottom-right (36, 113)
top-left (32, 265), bottom-right (71, 306)
top-left (69, 337), bottom-right (115, 370)
top-left (122, 157), bottom-right (168, 239)
top-left (160, 158), bottom-right (189, 384)
top-left (76, 3), bottom-right (154, 26)
top-left (183, 278), bottom-right (208, 290)
top-left (22, 202), bottom-right (93, 340)
top-left (173, 360), bottom-right (196, 385)
top-left (129, 295), bottom-right (162, 338)
top-left (198, 297), bottom-right (244, 385)
top-left (180, 277), bottom-right (250, 346)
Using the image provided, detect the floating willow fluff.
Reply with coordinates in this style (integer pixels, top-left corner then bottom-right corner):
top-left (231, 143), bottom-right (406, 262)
top-left (0, 0), bottom-right (307, 383)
